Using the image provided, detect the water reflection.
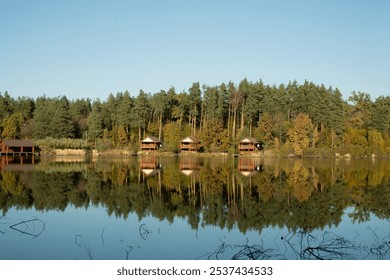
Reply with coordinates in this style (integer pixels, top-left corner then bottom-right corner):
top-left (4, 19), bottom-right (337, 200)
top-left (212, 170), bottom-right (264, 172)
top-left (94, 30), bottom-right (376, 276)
top-left (0, 156), bottom-right (389, 259)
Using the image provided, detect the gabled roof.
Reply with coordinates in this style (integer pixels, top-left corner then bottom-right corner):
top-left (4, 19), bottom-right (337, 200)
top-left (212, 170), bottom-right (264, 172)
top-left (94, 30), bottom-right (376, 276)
top-left (181, 136), bottom-right (200, 143)
top-left (2, 139), bottom-right (35, 147)
top-left (240, 137), bottom-right (259, 144)
top-left (141, 136), bottom-right (162, 143)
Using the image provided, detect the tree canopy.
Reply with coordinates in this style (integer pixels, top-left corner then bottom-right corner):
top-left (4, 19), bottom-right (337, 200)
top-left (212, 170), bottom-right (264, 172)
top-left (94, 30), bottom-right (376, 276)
top-left (1, 78), bottom-right (389, 156)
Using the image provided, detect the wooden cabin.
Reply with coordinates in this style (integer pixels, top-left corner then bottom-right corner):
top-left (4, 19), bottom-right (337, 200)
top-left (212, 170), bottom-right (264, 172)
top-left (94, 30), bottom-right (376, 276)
top-left (238, 137), bottom-right (260, 155)
top-left (0, 139), bottom-right (35, 155)
top-left (140, 136), bottom-right (162, 152)
top-left (180, 136), bottom-right (201, 152)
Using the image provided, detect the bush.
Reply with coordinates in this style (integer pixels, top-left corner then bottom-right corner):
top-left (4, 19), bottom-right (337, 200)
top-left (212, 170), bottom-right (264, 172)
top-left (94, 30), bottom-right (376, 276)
top-left (35, 138), bottom-right (90, 150)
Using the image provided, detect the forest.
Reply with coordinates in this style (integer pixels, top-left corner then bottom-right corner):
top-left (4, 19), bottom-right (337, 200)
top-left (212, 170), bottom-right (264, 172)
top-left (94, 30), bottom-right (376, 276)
top-left (1, 78), bottom-right (389, 157)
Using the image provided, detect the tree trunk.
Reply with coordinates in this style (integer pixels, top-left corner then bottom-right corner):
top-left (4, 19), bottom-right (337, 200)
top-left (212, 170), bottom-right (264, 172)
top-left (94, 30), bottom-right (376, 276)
top-left (158, 113), bottom-right (162, 140)
top-left (138, 126), bottom-right (141, 146)
top-left (232, 109), bottom-right (236, 139)
top-left (227, 104), bottom-right (231, 138)
top-left (249, 119), bottom-right (252, 137)
top-left (240, 101), bottom-right (245, 131)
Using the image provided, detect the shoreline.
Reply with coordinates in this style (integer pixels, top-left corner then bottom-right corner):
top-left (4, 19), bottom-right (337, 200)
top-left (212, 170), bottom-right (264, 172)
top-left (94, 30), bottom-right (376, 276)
top-left (35, 148), bottom-right (390, 160)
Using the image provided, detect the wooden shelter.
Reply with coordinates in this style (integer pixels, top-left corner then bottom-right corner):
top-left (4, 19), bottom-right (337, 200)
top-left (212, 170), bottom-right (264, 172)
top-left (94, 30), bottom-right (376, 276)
top-left (0, 139), bottom-right (35, 155)
top-left (140, 136), bottom-right (162, 152)
top-left (238, 137), bottom-right (260, 155)
top-left (180, 136), bottom-right (201, 152)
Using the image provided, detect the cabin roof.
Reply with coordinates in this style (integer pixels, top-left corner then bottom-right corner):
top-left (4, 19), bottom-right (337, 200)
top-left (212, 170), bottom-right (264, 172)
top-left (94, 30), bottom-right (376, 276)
top-left (239, 137), bottom-right (259, 144)
top-left (181, 136), bottom-right (200, 143)
top-left (141, 136), bottom-right (162, 143)
top-left (2, 139), bottom-right (35, 147)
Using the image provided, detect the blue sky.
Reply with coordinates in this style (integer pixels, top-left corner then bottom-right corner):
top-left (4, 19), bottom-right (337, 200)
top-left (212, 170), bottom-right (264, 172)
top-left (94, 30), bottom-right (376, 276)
top-left (1, 0), bottom-right (389, 101)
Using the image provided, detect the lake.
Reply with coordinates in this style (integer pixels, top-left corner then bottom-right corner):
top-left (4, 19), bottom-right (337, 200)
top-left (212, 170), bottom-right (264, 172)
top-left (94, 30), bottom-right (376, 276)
top-left (0, 156), bottom-right (389, 260)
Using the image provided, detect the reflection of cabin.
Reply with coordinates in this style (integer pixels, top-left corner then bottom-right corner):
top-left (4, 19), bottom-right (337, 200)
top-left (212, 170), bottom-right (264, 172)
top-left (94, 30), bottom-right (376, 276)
top-left (140, 136), bottom-right (162, 152)
top-left (0, 156), bottom-right (35, 171)
top-left (238, 157), bottom-right (260, 177)
top-left (238, 137), bottom-right (260, 155)
top-left (139, 156), bottom-right (160, 176)
top-left (180, 136), bottom-right (201, 152)
top-left (1, 139), bottom-right (35, 155)
top-left (180, 157), bottom-right (200, 176)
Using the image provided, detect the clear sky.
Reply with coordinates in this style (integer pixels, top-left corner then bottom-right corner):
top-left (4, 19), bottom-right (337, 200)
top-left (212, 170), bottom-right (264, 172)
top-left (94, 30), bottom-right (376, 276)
top-left (1, 0), bottom-right (389, 101)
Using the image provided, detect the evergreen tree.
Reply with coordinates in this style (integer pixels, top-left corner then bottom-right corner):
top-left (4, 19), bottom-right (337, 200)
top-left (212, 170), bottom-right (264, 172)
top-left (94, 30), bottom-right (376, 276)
top-left (369, 96), bottom-right (390, 134)
top-left (117, 90), bottom-right (133, 135)
top-left (52, 96), bottom-right (75, 138)
top-left (131, 90), bottom-right (151, 143)
top-left (88, 100), bottom-right (104, 141)
top-left (188, 82), bottom-right (202, 135)
top-left (69, 98), bottom-right (91, 138)
top-left (150, 90), bottom-right (168, 139)
top-left (33, 97), bottom-right (52, 139)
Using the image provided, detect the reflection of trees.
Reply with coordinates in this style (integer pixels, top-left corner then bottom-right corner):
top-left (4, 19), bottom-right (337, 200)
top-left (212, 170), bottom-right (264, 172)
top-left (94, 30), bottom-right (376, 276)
top-left (0, 158), bottom-right (389, 236)
top-left (286, 160), bottom-right (313, 202)
top-left (32, 171), bottom-right (81, 211)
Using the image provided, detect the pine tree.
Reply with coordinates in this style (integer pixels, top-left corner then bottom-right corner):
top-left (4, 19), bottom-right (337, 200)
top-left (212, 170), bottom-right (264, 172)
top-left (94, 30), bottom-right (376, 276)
top-left (88, 101), bottom-right (104, 141)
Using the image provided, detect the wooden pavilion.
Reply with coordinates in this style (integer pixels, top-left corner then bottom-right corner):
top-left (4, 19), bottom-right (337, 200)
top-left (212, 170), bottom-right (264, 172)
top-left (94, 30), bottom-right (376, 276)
top-left (0, 139), bottom-right (35, 156)
top-left (238, 137), bottom-right (260, 155)
top-left (140, 136), bottom-right (162, 152)
top-left (180, 136), bottom-right (201, 152)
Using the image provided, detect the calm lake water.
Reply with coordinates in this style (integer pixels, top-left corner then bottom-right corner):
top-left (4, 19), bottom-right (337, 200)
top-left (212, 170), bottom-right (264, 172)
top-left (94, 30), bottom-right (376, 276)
top-left (0, 156), bottom-right (389, 260)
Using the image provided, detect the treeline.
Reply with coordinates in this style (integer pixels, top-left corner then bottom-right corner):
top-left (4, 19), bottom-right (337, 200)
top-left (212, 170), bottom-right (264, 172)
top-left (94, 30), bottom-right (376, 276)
top-left (1, 79), bottom-right (389, 156)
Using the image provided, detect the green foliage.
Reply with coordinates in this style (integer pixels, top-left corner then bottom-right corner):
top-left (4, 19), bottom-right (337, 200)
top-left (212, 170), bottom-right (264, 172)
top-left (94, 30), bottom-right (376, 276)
top-left (88, 100), bottom-right (104, 141)
top-left (200, 119), bottom-right (229, 153)
top-left (117, 125), bottom-right (128, 146)
top-left (255, 112), bottom-right (273, 147)
top-left (344, 127), bottom-right (368, 148)
top-left (1, 78), bottom-right (390, 156)
top-left (287, 113), bottom-right (314, 156)
top-left (367, 130), bottom-right (385, 153)
top-left (369, 96), bottom-right (390, 134)
top-left (1, 112), bottom-right (24, 139)
top-left (131, 90), bottom-right (151, 141)
top-left (162, 121), bottom-right (189, 153)
top-left (33, 96), bottom-right (74, 139)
